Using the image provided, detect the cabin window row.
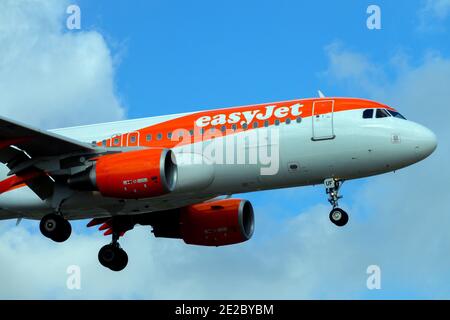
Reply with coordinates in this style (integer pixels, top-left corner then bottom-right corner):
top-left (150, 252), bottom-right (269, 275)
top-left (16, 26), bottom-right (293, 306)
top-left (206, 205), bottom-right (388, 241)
top-left (142, 117), bottom-right (302, 141)
top-left (105, 116), bottom-right (302, 145)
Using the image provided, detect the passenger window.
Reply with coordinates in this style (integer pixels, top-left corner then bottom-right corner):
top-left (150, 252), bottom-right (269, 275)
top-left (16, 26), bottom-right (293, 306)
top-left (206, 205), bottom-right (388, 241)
top-left (363, 109), bottom-right (374, 119)
top-left (376, 109), bottom-right (389, 118)
top-left (156, 133), bottom-right (162, 140)
top-left (146, 134), bottom-right (152, 141)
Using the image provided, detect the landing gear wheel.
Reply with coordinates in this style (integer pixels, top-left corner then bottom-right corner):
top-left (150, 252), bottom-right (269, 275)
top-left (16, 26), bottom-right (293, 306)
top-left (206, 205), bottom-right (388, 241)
top-left (52, 220), bottom-right (72, 242)
top-left (324, 178), bottom-right (350, 227)
top-left (98, 244), bottom-right (128, 272)
top-left (39, 213), bottom-right (72, 242)
top-left (329, 208), bottom-right (349, 227)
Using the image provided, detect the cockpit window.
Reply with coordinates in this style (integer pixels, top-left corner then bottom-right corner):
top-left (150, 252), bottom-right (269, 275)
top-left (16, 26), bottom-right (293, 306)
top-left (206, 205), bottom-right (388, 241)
top-left (362, 109), bottom-right (374, 119)
top-left (376, 109), bottom-right (390, 118)
top-left (387, 110), bottom-right (407, 120)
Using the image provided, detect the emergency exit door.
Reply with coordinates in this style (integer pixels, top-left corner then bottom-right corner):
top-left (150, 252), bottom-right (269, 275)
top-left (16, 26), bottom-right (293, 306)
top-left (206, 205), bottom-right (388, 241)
top-left (312, 100), bottom-right (335, 141)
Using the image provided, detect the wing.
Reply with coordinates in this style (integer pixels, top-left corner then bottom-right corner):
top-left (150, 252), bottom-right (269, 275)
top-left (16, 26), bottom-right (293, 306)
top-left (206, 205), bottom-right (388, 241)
top-left (0, 116), bottom-right (96, 166)
top-left (0, 116), bottom-right (99, 199)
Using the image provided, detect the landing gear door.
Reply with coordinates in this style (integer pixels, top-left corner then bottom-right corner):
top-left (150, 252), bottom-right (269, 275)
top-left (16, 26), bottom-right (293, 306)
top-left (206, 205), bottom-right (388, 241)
top-left (312, 100), bottom-right (335, 141)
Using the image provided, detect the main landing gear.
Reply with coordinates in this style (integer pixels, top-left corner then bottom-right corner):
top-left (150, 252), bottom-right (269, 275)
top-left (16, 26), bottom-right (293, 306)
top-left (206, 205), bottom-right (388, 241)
top-left (40, 197), bottom-right (72, 242)
top-left (98, 231), bottom-right (128, 272)
top-left (39, 213), bottom-right (72, 242)
top-left (87, 216), bottom-right (134, 271)
top-left (324, 178), bottom-right (349, 227)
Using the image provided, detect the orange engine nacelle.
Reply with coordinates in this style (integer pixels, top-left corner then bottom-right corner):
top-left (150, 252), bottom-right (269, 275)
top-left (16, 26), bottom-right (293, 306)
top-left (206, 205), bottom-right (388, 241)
top-left (178, 199), bottom-right (255, 246)
top-left (68, 149), bottom-right (177, 199)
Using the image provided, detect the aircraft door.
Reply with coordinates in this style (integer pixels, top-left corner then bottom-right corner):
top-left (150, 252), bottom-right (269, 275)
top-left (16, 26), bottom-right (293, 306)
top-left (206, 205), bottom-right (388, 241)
top-left (312, 100), bottom-right (335, 141)
top-left (110, 133), bottom-right (123, 147)
top-left (126, 131), bottom-right (140, 147)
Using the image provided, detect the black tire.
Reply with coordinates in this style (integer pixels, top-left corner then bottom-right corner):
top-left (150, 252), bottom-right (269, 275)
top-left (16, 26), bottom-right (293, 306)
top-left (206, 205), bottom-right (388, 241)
top-left (98, 244), bottom-right (116, 268)
top-left (51, 219), bottom-right (72, 243)
top-left (98, 244), bottom-right (128, 271)
top-left (329, 208), bottom-right (349, 227)
top-left (110, 248), bottom-right (128, 272)
top-left (39, 213), bottom-right (60, 237)
top-left (39, 213), bottom-right (72, 242)
top-left (40, 214), bottom-right (72, 242)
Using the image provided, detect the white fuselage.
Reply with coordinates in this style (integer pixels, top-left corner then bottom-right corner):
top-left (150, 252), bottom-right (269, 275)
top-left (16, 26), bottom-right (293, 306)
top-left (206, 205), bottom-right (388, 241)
top-left (0, 99), bottom-right (437, 220)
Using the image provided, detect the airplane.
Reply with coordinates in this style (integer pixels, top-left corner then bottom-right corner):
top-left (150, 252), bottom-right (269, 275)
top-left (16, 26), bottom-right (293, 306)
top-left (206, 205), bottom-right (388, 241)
top-left (0, 96), bottom-right (437, 271)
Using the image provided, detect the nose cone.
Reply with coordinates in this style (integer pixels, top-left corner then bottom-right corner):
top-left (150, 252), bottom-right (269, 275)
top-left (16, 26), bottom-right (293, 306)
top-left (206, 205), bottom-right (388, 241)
top-left (414, 125), bottom-right (437, 160)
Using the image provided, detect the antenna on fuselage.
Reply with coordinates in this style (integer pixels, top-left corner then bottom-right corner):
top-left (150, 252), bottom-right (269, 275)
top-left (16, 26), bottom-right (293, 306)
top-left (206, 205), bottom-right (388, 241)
top-left (318, 90), bottom-right (326, 98)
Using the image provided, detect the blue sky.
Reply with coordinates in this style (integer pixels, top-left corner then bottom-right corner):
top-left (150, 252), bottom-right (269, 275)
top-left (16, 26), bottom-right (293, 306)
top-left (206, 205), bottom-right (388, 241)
top-left (77, 0), bottom-right (449, 117)
top-left (0, 0), bottom-right (449, 299)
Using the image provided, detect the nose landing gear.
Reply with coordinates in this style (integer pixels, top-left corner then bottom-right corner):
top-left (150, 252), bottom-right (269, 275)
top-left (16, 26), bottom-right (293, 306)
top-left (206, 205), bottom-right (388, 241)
top-left (324, 178), bottom-right (349, 227)
top-left (329, 207), bottom-right (348, 227)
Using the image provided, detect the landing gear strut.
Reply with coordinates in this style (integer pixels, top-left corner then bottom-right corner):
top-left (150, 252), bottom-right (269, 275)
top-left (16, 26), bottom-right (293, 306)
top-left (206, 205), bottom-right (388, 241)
top-left (324, 178), bottom-right (349, 227)
top-left (39, 213), bottom-right (72, 242)
top-left (98, 231), bottom-right (128, 272)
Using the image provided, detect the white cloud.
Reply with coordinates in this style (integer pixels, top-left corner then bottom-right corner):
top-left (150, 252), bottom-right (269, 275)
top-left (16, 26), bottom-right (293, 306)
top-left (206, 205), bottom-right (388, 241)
top-left (322, 42), bottom-right (386, 96)
top-left (0, 208), bottom-right (383, 299)
top-left (0, 0), bottom-right (125, 129)
top-left (418, 0), bottom-right (450, 31)
top-left (422, 0), bottom-right (450, 20)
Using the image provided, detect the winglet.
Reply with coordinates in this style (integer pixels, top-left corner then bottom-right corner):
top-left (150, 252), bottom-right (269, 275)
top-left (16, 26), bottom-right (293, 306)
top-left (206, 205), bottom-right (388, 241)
top-left (318, 90), bottom-right (325, 98)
